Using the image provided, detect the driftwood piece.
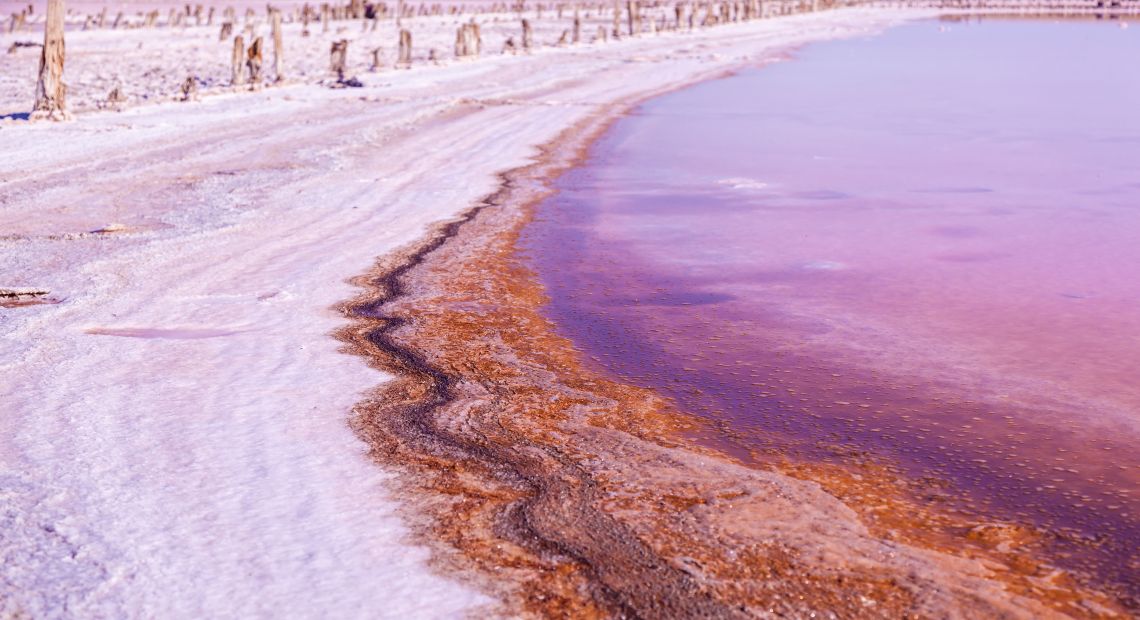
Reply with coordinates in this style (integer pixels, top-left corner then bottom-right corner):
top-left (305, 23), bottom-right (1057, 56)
top-left (231, 35), bottom-right (245, 86)
top-left (7, 40), bottom-right (39, 54)
top-left (31, 0), bottom-right (68, 121)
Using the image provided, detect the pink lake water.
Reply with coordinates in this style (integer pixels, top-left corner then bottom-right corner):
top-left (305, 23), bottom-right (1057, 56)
top-left (521, 19), bottom-right (1140, 605)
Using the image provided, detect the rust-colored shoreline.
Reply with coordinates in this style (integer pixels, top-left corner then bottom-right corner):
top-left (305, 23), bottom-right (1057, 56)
top-left (333, 82), bottom-right (1125, 618)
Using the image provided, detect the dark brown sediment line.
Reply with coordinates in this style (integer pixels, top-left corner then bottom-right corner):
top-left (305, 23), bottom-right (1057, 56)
top-left (334, 88), bottom-right (1128, 618)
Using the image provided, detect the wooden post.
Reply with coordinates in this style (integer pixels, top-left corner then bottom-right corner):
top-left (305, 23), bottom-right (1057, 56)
top-left (398, 29), bottom-right (412, 66)
top-left (626, 0), bottom-right (636, 36)
top-left (246, 36), bottom-right (264, 85)
top-left (220, 21), bottom-right (234, 41)
top-left (271, 9), bottom-right (283, 82)
top-left (31, 0), bottom-right (68, 121)
top-left (180, 75), bottom-right (198, 101)
top-left (572, 12), bottom-right (580, 43)
top-left (611, 1), bottom-right (620, 38)
top-left (521, 18), bottom-right (532, 50)
top-left (369, 47), bottom-right (382, 71)
top-left (454, 22), bottom-right (480, 57)
top-left (231, 35), bottom-right (246, 86)
top-left (329, 40), bottom-right (347, 80)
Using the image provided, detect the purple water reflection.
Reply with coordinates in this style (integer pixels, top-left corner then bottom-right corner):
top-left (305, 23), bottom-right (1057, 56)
top-left (521, 19), bottom-right (1140, 602)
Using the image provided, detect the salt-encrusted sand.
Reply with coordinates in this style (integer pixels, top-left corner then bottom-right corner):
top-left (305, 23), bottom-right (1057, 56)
top-left (0, 7), bottom-right (941, 617)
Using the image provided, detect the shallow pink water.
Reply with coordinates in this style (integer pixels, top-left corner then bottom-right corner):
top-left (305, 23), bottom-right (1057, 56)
top-left (522, 19), bottom-right (1140, 604)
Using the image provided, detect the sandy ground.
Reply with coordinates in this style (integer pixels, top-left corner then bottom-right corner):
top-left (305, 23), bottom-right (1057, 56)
top-left (2, 8), bottom-right (925, 618)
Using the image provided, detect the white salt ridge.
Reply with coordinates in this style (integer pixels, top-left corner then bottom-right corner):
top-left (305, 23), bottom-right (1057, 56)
top-left (716, 176), bottom-right (770, 190)
top-left (0, 9), bottom-right (922, 618)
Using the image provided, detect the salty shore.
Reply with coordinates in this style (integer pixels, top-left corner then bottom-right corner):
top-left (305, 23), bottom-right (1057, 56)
top-left (0, 7), bottom-right (961, 617)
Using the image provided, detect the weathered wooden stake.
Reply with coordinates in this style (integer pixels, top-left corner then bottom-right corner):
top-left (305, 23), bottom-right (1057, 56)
top-left (31, 0), bottom-right (68, 121)
top-left (521, 18), bottom-right (532, 50)
top-left (271, 9), bottom-right (283, 82)
top-left (572, 11), bottom-right (580, 43)
top-left (246, 36), bottom-right (264, 85)
top-left (454, 22), bottom-right (480, 58)
top-left (398, 29), bottom-right (412, 66)
top-left (180, 75), bottom-right (198, 101)
top-left (330, 39), bottom-right (348, 80)
top-left (220, 21), bottom-right (234, 40)
top-left (231, 35), bottom-right (245, 86)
